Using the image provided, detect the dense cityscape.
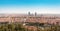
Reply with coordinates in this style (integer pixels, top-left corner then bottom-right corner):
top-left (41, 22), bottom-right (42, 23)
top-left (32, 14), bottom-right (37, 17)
top-left (0, 0), bottom-right (60, 31)
top-left (0, 12), bottom-right (60, 31)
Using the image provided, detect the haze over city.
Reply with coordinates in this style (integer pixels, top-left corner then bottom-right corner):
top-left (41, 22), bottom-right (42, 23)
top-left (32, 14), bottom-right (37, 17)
top-left (0, 0), bottom-right (60, 31)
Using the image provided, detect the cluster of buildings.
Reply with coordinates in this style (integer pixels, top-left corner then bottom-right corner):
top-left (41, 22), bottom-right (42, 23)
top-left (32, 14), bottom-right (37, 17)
top-left (0, 12), bottom-right (60, 25)
top-left (0, 12), bottom-right (60, 31)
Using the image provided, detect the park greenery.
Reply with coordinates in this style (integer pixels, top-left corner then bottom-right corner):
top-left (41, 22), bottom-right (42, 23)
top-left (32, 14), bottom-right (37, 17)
top-left (0, 22), bottom-right (60, 31)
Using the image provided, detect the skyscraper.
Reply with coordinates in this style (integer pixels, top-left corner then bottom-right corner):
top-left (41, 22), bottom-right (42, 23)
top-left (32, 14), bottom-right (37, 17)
top-left (28, 12), bottom-right (30, 16)
top-left (35, 12), bottom-right (37, 16)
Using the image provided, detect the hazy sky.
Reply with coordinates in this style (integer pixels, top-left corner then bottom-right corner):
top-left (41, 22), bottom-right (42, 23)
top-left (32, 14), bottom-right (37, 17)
top-left (0, 0), bottom-right (60, 14)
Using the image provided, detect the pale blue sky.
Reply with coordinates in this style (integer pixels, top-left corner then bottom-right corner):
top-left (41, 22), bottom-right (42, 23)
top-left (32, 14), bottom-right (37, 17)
top-left (0, 0), bottom-right (60, 14)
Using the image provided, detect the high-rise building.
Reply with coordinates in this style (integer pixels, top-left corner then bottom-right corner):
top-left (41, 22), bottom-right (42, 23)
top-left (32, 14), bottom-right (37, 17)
top-left (28, 12), bottom-right (30, 16)
top-left (35, 12), bottom-right (37, 16)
